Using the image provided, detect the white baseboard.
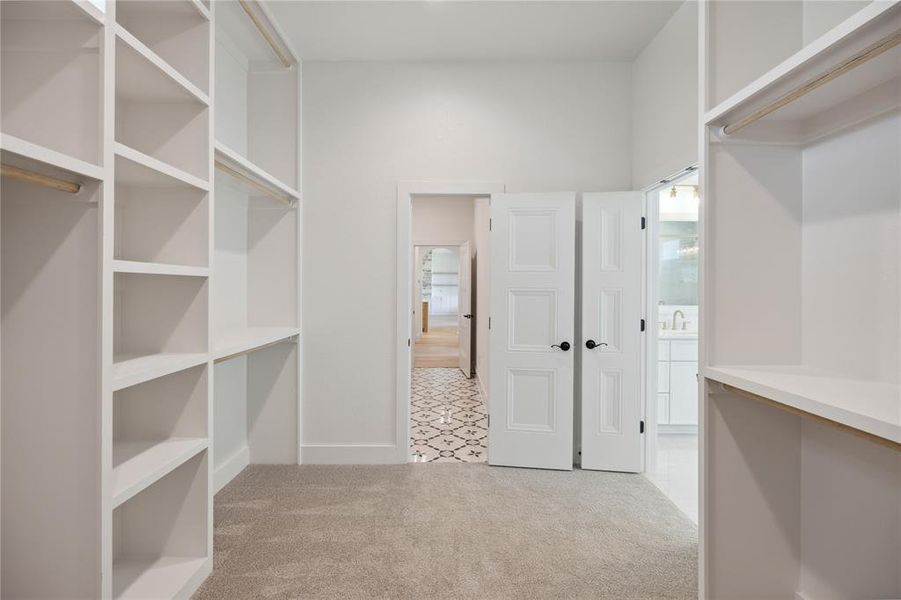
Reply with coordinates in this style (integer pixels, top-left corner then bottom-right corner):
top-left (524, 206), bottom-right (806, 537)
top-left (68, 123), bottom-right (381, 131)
top-left (214, 445), bottom-right (250, 494)
top-left (301, 443), bottom-right (403, 464)
top-left (475, 371), bottom-right (488, 406)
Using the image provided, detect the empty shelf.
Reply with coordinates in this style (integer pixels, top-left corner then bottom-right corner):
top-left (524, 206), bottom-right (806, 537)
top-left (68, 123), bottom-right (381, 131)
top-left (1, 133), bottom-right (103, 182)
top-left (213, 327), bottom-right (299, 361)
top-left (113, 556), bottom-right (209, 600)
top-left (112, 438), bottom-right (208, 507)
top-left (1, 0), bottom-right (104, 27)
top-left (112, 353), bottom-right (208, 391)
top-left (705, 365), bottom-right (901, 444)
top-left (116, 25), bottom-right (209, 106)
top-left (705, 2), bottom-right (901, 130)
top-left (214, 141), bottom-right (300, 203)
top-left (113, 260), bottom-right (209, 278)
top-left (114, 143), bottom-right (209, 191)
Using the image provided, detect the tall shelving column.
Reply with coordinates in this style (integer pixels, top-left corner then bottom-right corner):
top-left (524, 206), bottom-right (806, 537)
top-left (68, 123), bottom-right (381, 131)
top-left (699, 1), bottom-right (901, 598)
top-left (210, 0), bottom-right (302, 494)
top-left (1, 2), bottom-right (106, 597)
top-left (103, 1), bottom-right (214, 598)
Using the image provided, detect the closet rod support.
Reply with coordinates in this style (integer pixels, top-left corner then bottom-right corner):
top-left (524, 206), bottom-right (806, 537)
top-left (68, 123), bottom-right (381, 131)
top-left (722, 30), bottom-right (901, 136)
top-left (238, 0), bottom-right (293, 68)
top-left (1, 163), bottom-right (82, 194)
top-left (214, 160), bottom-right (294, 206)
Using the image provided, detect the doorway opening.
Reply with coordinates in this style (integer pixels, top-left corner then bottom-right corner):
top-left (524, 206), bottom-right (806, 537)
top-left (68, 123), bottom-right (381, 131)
top-left (406, 194), bottom-right (491, 463)
top-left (414, 247), bottom-right (463, 368)
top-left (644, 168), bottom-right (699, 524)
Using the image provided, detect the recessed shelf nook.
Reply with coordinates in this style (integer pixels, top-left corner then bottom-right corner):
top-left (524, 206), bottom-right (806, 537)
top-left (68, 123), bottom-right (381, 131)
top-left (701, 2), bottom-right (901, 598)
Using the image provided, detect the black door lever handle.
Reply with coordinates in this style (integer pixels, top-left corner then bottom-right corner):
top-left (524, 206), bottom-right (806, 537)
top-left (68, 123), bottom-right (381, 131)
top-left (551, 342), bottom-right (571, 351)
top-left (586, 340), bottom-right (608, 350)
top-left (463, 314), bottom-right (473, 319)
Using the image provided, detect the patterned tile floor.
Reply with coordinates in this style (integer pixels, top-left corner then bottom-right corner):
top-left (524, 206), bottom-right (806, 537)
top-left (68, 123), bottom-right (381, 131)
top-left (410, 368), bottom-right (487, 463)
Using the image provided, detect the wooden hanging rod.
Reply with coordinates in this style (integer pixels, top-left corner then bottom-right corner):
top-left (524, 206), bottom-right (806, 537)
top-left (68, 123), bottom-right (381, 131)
top-left (214, 160), bottom-right (293, 206)
top-left (238, 0), bottom-right (293, 69)
top-left (719, 383), bottom-right (901, 452)
top-left (1, 163), bottom-right (81, 194)
top-left (722, 30), bottom-right (901, 136)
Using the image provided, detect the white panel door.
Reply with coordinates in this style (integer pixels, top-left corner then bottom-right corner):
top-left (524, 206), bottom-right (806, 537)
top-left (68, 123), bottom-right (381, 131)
top-left (489, 193), bottom-right (575, 470)
top-left (458, 241), bottom-right (473, 377)
top-left (581, 192), bottom-right (644, 473)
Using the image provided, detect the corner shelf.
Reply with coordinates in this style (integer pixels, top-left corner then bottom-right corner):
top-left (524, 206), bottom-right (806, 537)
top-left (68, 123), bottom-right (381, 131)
top-left (704, 365), bottom-right (900, 445)
top-left (113, 260), bottom-right (209, 278)
top-left (214, 141), bottom-right (300, 204)
top-left (705, 2), bottom-right (901, 133)
top-left (0, 0), bottom-right (105, 26)
top-left (113, 557), bottom-right (209, 600)
top-left (213, 326), bottom-right (299, 361)
top-left (114, 143), bottom-right (208, 192)
top-left (115, 24), bottom-right (209, 106)
top-left (111, 437), bottom-right (208, 507)
top-left (112, 353), bottom-right (208, 392)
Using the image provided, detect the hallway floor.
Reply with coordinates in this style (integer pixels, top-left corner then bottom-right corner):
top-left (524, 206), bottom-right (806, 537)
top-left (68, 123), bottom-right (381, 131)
top-left (414, 315), bottom-right (459, 368)
top-left (195, 464), bottom-right (698, 599)
top-left (410, 368), bottom-right (487, 463)
top-left (645, 434), bottom-right (698, 524)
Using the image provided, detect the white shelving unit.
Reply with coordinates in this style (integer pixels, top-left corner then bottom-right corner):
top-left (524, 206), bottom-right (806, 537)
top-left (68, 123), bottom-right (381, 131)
top-left (700, 2), bottom-right (901, 598)
top-left (211, 0), bottom-right (302, 494)
top-left (2, 1), bottom-right (300, 597)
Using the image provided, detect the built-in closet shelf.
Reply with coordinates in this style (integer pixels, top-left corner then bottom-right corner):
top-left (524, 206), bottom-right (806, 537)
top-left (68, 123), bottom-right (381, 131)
top-left (1, 133), bottom-right (104, 182)
top-left (705, 2), bottom-right (901, 134)
top-left (1, 0), bottom-right (104, 27)
top-left (111, 438), bottom-right (208, 508)
top-left (114, 143), bottom-right (209, 192)
top-left (118, 0), bottom-right (210, 24)
top-left (704, 365), bottom-right (901, 444)
top-left (112, 353), bottom-right (209, 392)
top-left (113, 556), bottom-right (209, 600)
top-left (116, 25), bottom-right (210, 106)
top-left (214, 141), bottom-right (300, 204)
top-left (213, 327), bottom-right (300, 361)
top-left (113, 260), bottom-right (209, 278)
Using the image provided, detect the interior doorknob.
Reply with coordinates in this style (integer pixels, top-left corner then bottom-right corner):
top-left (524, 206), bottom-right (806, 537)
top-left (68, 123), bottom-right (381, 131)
top-left (585, 340), bottom-right (608, 350)
top-left (551, 341), bottom-right (571, 351)
top-left (463, 314), bottom-right (473, 319)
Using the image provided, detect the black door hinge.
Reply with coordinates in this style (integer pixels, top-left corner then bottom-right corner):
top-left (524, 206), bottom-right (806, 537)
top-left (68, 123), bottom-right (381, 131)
top-left (488, 317), bottom-right (492, 330)
top-left (640, 319), bottom-right (646, 332)
top-left (640, 420), bottom-right (645, 434)
top-left (641, 216), bottom-right (647, 230)
top-left (489, 218), bottom-right (492, 231)
top-left (408, 338), bottom-right (411, 347)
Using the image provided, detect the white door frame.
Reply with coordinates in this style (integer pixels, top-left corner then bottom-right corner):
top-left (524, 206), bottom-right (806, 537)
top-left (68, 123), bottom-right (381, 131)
top-left (642, 165), bottom-right (698, 473)
top-left (395, 181), bottom-right (505, 463)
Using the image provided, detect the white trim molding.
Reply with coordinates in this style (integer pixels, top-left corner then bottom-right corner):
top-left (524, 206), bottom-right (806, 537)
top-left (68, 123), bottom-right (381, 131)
top-left (396, 181), bottom-right (505, 462)
top-left (214, 445), bottom-right (250, 494)
top-left (301, 444), bottom-right (401, 465)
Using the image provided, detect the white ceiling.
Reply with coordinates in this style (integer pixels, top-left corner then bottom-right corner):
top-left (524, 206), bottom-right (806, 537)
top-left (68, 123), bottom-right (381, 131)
top-left (266, 1), bottom-right (682, 62)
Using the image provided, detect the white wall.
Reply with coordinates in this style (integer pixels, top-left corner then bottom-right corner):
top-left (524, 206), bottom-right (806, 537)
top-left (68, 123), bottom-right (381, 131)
top-left (302, 61), bottom-right (632, 460)
top-left (631, 0), bottom-right (699, 189)
top-left (412, 196), bottom-right (474, 244)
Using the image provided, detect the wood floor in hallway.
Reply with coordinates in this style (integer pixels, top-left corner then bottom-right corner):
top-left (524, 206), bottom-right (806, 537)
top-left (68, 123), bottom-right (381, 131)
top-left (413, 324), bottom-right (459, 368)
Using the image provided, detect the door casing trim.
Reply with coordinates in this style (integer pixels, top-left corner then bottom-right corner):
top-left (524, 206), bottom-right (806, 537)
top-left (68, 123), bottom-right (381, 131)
top-left (395, 181), bottom-right (506, 463)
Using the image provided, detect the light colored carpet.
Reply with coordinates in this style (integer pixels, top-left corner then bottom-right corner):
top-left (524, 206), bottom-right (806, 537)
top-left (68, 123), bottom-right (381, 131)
top-left (194, 464), bottom-right (698, 599)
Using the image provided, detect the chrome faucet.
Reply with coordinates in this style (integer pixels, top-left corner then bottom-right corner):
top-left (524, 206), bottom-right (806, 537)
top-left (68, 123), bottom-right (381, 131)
top-left (672, 310), bottom-right (685, 331)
